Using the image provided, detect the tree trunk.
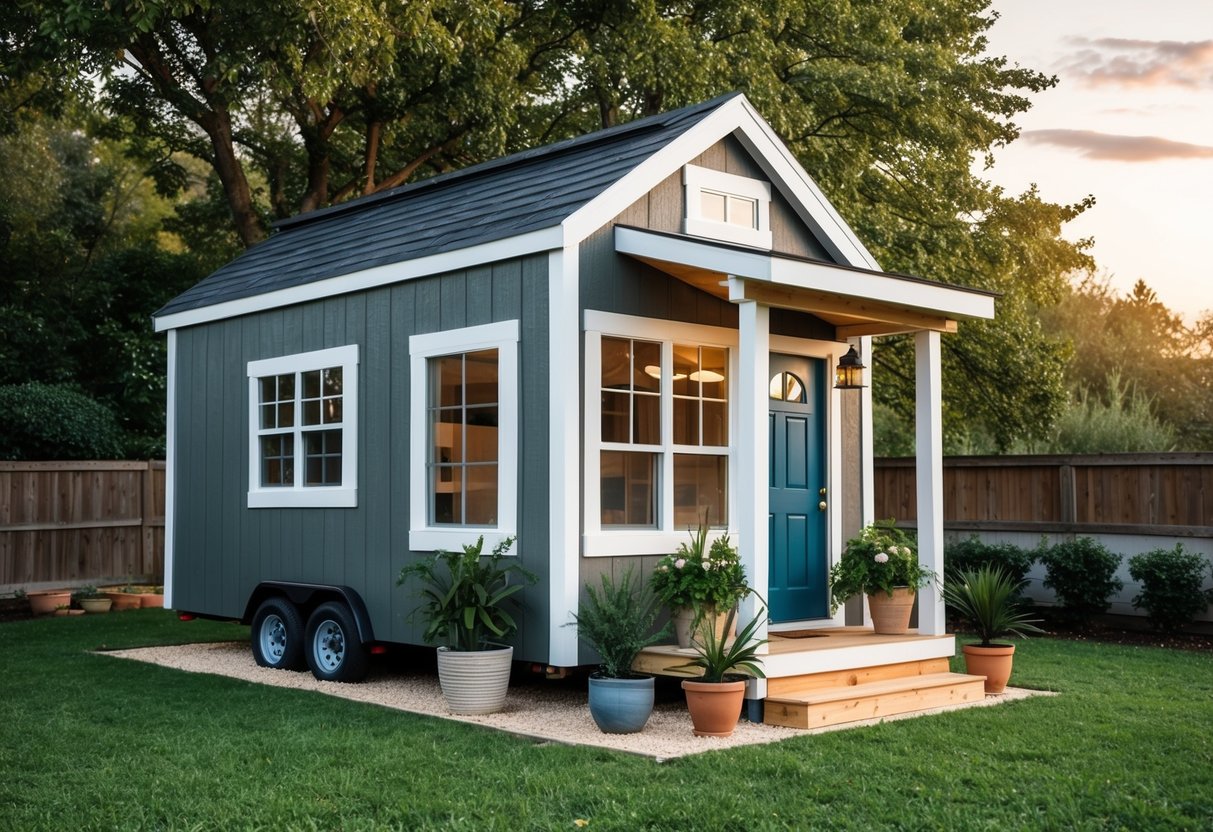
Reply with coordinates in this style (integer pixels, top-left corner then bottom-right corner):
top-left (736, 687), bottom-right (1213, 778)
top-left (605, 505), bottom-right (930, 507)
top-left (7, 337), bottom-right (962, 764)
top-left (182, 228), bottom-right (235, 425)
top-left (200, 109), bottom-right (265, 247)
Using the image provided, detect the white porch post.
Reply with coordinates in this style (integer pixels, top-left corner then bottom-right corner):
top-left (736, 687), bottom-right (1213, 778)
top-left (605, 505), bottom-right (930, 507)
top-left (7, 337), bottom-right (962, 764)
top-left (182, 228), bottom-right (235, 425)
top-left (736, 298), bottom-right (769, 643)
top-left (914, 330), bottom-right (945, 635)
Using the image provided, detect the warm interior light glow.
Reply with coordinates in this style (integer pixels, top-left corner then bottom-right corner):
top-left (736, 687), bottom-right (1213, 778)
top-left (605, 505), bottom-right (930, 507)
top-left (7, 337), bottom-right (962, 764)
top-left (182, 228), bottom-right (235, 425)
top-left (689, 369), bottom-right (725, 383)
top-left (834, 346), bottom-right (866, 390)
top-left (644, 364), bottom-right (687, 381)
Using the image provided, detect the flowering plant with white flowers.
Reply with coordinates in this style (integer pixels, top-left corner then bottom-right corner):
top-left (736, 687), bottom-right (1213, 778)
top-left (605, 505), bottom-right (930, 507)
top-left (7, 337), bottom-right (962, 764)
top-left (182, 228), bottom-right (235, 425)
top-left (651, 520), bottom-right (748, 610)
top-left (828, 519), bottom-right (934, 614)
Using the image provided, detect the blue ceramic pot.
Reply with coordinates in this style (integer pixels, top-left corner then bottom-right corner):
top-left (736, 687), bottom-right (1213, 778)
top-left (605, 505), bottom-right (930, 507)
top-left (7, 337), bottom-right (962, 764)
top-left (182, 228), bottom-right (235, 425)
top-left (587, 674), bottom-right (656, 734)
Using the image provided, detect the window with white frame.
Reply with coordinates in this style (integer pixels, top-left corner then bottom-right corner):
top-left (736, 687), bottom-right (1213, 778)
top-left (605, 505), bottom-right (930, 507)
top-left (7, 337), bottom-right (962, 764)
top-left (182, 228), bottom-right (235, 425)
top-left (586, 312), bottom-right (735, 555)
top-left (247, 344), bottom-right (359, 508)
top-left (683, 164), bottom-right (772, 249)
top-left (409, 320), bottom-right (519, 551)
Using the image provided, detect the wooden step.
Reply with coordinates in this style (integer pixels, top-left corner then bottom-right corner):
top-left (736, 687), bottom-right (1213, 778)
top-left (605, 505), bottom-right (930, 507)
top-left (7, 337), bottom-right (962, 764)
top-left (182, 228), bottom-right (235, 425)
top-left (764, 672), bottom-right (987, 730)
top-left (765, 657), bottom-right (951, 698)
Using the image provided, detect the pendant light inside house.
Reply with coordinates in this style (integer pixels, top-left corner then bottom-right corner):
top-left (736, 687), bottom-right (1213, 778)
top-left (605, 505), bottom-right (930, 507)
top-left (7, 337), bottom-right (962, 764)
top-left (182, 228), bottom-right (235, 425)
top-left (834, 346), bottom-right (866, 389)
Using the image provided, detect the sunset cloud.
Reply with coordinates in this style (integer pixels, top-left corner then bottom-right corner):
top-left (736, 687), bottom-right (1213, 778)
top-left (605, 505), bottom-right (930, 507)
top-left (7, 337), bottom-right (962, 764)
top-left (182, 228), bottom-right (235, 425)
top-left (1021, 129), bottom-right (1213, 162)
top-left (1061, 37), bottom-right (1213, 88)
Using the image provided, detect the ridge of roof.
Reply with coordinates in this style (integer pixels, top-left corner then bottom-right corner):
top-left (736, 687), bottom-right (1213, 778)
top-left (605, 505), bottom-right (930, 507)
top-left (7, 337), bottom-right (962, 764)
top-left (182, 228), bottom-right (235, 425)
top-left (273, 92), bottom-right (744, 233)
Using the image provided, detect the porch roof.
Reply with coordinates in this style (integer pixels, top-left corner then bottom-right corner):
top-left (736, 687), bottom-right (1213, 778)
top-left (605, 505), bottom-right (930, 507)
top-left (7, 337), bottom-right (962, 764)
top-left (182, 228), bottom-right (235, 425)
top-left (614, 226), bottom-right (996, 337)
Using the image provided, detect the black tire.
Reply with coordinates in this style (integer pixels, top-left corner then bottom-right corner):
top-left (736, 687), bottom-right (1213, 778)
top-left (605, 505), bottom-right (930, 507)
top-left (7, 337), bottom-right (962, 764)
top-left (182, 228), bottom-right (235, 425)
top-left (251, 597), bottom-right (306, 670)
top-left (305, 601), bottom-right (370, 682)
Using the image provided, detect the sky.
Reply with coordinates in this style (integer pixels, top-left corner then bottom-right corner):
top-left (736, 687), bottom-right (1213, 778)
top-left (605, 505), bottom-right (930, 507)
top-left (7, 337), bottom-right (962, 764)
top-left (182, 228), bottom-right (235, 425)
top-left (982, 0), bottom-right (1213, 319)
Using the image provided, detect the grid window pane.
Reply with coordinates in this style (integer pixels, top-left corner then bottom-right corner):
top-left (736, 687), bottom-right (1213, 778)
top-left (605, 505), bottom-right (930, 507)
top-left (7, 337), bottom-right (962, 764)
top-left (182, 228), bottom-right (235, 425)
top-left (600, 451), bottom-right (656, 527)
top-left (464, 350), bottom-right (498, 405)
top-left (436, 356), bottom-right (462, 407)
top-left (601, 337), bottom-right (631, 390)
top-left (674, 454), bottom-right (727, 528)
top-left (727, 195), bottom-right (757, 228)
top-left (601, 391), bottom-right (630, 443)
top-left (302, 370), bottom-right (320, 400)
top-left (465, 465), bottom-right (499, 525)
top-left (303, 429), bottom-right (342, 486)
top-left (261, 434), bottom-right (294, 487)
top-left (672, 344), bottom-right (697, 397)
top-left (702, 400), bottom-right (728, 446)
top-left (432, 466), bottom-right (462, 525)
top-left (700, 347), bottom-right (727, 399)
top-left (633, 393), bottom-right (660, 445)
top-left (466, 407), bottom-right (498, 463)
top-left (632, 341), bottom-right (661, 393)
top-left (701, 190), bottom-right (727, 222)
top-left (429, 349), bottom-right (500, 526)
top-left (673, 397), bottom-right (698, 445)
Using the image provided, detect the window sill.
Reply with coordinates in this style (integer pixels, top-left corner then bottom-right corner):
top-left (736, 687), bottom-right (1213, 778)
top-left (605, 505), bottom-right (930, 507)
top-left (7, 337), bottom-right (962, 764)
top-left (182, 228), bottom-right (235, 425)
top-left (582, 529), bottom-right (737, 557)
top-left (409, 528), bottom-right (516, 553)
top-left (248, 487), bottom-right (357, 509)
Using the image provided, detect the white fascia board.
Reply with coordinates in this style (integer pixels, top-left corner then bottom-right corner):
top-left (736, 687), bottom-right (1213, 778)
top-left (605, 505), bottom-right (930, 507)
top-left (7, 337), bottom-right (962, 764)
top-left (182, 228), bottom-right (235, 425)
top-left (561, 96), bottom-right (756, 245)
top-left (769, 257), bottom-right (996, 321)
top-left (163, 330), bottom-right (176, 610)
top-left (154, 227), bottom-right (563, 332)
top-left (614, 226), bottom-right (772, 281)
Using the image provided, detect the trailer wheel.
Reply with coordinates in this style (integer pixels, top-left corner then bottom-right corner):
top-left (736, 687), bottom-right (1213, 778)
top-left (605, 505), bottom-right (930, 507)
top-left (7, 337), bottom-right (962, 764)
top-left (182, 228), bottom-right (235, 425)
top-left (251, 597), bottom-right (305, 670)
top-left (305, 601), bottom-right (369, 682)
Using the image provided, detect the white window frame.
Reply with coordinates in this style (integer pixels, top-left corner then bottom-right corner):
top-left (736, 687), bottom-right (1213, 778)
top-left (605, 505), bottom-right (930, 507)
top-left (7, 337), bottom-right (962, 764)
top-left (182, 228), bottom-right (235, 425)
top-left (246, 344), bottom-right (359, 509)
top-left (409, 320), bottom-right (519, 552)
top-left (683, 164), bottom-right (773, 249)
top-left (583, 310), bottom-right (738, 556)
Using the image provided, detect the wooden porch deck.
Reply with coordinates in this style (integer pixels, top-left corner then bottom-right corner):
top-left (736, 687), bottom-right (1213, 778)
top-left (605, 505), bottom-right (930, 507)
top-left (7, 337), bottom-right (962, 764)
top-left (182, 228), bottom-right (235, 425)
top-left (636, 627), bottom-right (987, 730)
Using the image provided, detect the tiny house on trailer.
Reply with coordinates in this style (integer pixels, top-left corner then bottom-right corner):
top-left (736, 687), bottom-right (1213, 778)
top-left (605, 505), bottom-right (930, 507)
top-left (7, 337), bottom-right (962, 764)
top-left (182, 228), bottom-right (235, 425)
top-left (155, 94), bottom-right (995, 711)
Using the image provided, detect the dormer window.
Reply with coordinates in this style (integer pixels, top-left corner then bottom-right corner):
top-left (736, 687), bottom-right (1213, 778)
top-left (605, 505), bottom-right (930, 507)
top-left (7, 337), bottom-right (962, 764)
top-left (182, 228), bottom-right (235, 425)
top-left (683, 164), bottom-right (772, 249)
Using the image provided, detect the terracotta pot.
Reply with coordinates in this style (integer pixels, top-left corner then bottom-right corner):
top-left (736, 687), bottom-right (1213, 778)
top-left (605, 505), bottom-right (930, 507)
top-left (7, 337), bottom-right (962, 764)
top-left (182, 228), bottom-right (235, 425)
top-left (28, 590), bottom-right (72, 616)
top-left (103, 591), bottom-right (142, 611)
top-left (79, 597), bottom-right (113, 614)
top-left (671, 605), bottom-right (735, 649)
top-left (681, 679), bottom-right (747, 737)
top-left (139, 593), bottom-right (165, 608)
top-left (866, 587), bottom-right (915, 634)
top-left (962, 643), bottom-right (1016, 694)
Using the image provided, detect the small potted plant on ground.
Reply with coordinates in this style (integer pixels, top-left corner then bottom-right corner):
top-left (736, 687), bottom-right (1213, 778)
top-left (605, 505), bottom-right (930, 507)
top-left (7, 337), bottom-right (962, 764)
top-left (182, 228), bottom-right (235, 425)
top-left (397, 536), bottom-right (536, 715)
top-left (28, 588), bottom-right (73, 615)
top-left (73, 586), bottom-right (113, 614)
top-left (652, 520), bottom-right (747, 648)
top-left (102, 582), bottom-right (142, 611)
top-left (943, 564), bottom-right (1044, 693)
top-left (829, 519), bottom-right (934, 634)
top-left (570, 568), bottom-right (670, 734)
top-left (669, 605), bottom-right (767, 737)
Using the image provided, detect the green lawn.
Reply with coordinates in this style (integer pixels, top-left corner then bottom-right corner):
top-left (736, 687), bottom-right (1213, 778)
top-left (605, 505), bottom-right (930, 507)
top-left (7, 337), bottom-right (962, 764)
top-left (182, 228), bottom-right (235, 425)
top-left (2, 611), bottom-right (1211, 831)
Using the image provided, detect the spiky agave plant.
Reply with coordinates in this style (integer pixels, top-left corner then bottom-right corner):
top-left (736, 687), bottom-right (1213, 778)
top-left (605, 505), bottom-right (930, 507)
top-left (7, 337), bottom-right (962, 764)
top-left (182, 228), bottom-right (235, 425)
top-left (943, 565), bottom-right (1045, 647)
top-left (669, 603), bottom-right (767, 683)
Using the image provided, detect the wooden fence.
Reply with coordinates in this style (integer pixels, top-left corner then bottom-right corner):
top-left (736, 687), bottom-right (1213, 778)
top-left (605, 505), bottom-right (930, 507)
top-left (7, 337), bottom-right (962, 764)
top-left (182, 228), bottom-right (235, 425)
top-left (0, 461), bottom-right (165, 591)
top-left (875, 453), bottom-right (1213, 537)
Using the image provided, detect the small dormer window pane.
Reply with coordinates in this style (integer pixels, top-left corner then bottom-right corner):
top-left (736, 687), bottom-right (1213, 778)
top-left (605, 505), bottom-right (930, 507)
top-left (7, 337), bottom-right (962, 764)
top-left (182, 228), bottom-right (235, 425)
top-left (727, 195), bottom-right (757, 229)
top-left (701, 190), bottom-right (727, 222)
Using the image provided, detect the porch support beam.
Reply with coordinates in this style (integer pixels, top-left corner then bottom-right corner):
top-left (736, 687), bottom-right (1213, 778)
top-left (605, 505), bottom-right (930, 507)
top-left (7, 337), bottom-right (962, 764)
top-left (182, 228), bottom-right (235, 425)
top-left (732, 279), bottom-right (958, 335)
top-left (736, 298), bottom-right (769, 652)
top-left (914, 330), bottom-right (945, 635)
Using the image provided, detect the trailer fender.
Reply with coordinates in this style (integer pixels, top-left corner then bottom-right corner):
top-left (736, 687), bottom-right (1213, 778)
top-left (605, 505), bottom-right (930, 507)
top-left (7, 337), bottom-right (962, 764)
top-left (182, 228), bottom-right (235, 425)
top-left (242, 582), bottom-right (375, 644)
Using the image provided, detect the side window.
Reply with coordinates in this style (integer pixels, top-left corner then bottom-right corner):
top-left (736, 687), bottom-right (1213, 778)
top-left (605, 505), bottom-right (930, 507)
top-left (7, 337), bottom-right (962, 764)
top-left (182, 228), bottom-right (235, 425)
top-left (247, 345), bottom-right (358, 508)
top-left (409, 321), bottom-right (519, 551)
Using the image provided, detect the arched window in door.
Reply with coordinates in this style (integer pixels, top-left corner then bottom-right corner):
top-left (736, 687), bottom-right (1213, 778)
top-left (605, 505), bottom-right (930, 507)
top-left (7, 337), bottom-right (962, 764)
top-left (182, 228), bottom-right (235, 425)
top-left (769, 371), bottom-right (806, 403)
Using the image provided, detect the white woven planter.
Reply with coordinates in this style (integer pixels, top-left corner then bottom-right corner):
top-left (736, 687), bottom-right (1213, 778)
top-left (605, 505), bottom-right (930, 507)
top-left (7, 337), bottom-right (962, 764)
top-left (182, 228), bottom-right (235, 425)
top-left (436, 645), bottom-right (514, 715)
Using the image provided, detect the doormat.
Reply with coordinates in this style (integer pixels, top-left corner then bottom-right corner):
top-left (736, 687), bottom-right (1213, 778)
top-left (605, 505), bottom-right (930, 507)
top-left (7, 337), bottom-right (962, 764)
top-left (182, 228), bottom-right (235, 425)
top-left (770, 630), bottom-right (830, 639)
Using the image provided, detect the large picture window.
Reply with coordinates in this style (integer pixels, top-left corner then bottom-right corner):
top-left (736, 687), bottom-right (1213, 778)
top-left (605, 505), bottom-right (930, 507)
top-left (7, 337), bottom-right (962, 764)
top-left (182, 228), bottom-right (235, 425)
top-left (410, 320), bottom-right (519, 551)
top-left (247, 344), bottom-right (359, 508)
top-left (585, 312), bottom-right (735, 555)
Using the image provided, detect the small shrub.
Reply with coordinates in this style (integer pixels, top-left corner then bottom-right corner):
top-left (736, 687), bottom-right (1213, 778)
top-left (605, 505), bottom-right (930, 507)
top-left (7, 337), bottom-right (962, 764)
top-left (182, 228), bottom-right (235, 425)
top-left (945, 536), bottom-right (1035, 591)
top-left (1128, 544), bottom-right (1213, 631)
top-left (0, 382), bottom-right (124, 460)
top-left (1038, 537), bottom-right (1124, 625)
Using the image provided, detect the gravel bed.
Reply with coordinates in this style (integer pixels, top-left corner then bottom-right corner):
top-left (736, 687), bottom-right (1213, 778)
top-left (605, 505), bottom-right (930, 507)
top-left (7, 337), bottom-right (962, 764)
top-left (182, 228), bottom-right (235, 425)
top-left (105, 642), bottom-right (1047, 760)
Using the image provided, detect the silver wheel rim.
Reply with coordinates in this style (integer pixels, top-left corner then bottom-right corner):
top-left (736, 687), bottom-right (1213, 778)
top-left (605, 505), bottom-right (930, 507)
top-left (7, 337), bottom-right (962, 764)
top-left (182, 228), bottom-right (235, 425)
top-left (312, 618), bottom-right (345, 672)
top-left (259, 613), bottom-right (288, 663)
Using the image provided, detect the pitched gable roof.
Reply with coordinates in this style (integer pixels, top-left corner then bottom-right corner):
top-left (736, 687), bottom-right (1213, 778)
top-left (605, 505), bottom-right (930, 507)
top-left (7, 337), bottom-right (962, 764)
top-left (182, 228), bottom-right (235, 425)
top-left (156, 94), bottom-right (740, 321)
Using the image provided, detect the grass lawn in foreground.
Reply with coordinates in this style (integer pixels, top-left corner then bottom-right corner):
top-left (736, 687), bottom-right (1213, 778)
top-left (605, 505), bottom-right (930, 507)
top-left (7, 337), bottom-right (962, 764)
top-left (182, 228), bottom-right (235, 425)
top-left (2, 610), bottom-right (1211, 831)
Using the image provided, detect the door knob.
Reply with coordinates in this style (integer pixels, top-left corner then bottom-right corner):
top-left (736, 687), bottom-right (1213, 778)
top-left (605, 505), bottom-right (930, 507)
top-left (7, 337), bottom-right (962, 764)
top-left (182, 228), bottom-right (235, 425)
top-left (819, 487), bottom-right (827, 496)
top-left (818, 501), bottom-right (828, 512)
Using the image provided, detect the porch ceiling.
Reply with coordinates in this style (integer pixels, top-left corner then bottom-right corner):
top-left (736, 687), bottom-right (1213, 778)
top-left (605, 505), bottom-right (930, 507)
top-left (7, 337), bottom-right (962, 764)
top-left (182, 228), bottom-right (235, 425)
top-left (614, 226), bottom-right (996, 337)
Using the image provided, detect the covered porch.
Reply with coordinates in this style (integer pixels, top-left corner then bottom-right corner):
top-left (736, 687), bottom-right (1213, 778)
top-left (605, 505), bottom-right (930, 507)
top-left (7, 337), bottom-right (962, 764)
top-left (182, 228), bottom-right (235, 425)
top-left (615, 225), bottom-right (996, 727)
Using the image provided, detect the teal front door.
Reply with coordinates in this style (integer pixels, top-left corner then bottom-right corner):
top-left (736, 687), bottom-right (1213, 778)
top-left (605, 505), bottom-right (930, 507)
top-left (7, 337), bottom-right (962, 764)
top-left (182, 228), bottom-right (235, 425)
top-left (768, 354), bottom-right (828, 622)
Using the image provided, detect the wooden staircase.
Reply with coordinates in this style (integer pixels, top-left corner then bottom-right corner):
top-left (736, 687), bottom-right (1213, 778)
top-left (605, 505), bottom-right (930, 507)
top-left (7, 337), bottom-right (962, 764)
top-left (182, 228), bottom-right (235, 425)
top-left (763, 657), bottom-right (987, 730)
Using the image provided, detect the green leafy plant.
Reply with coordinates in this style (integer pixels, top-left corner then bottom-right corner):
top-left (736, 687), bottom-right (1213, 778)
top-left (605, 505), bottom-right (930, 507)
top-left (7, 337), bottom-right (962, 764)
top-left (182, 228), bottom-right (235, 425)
top-left (0, 382), bottom-right (125, 460)
top-left (72, 586), bottom-right (102, 602)
top-left (1038, 537), bottom-right (1123, 625)
top-left (651, 521), bottom-right (748, 611)
top-left (829, 519), bottom-right (933, 614)
top-left (396, 536), bottom-right (536, 652)
top-left (1128, 544), bottom-right (1213, 631)
top-left (668, 604), bottom-right (767, 683)
top-left (571, 568), bottom-right (670, 679)
top-left (945, 536), bottom-right (1035, 597)
top-left (943, 565), bottom-right (1044, 647)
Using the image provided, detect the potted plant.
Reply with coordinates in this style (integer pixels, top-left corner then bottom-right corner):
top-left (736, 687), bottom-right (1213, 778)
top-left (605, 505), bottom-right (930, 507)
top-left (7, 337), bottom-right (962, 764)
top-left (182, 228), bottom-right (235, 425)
top-left (138, 585), bottom-right (165, 608)
top-left (668, 604), bottom-right (767, 737)
top-left (570, 568), bottom-right (670, 734)
top-left (943, 564), bottom-right (1044, 693)
top-left (102, 582), bottom-right (142, 611)
top-left (73, 586), bottom-right (113, 614)
top-left (652, 521), bottom-right (748, 647)
top-left (28, 589), bottom-right (72, 615)
top-left (397, 536), bottom-right (536, 715)
top-left (829, 519), bottom-right (934, 634)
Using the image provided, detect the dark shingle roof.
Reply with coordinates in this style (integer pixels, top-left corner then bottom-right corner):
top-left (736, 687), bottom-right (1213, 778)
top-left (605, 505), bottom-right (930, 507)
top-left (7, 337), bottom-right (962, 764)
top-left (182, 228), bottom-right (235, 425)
top-left (157, 94), bottom-right (739, 318)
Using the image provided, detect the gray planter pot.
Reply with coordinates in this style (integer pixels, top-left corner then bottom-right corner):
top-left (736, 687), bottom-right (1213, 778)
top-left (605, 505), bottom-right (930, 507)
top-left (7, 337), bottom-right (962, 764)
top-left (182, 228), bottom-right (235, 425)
top-left (436, 645), bottom-right (514, 715)
top-left (587, 674), bottom-right (656, 734)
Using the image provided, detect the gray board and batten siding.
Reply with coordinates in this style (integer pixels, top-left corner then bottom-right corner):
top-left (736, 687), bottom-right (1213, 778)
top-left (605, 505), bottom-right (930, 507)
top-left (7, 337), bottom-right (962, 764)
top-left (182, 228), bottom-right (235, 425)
top-left (171, 256), bottom-right (553, 662)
